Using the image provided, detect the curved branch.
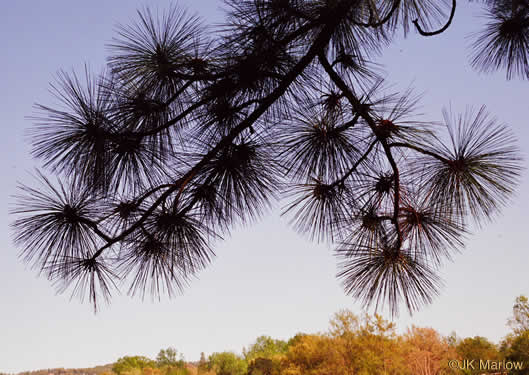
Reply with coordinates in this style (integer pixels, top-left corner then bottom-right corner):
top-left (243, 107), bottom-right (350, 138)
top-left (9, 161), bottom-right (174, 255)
top-left (413, 0), bottom-right (456, 36)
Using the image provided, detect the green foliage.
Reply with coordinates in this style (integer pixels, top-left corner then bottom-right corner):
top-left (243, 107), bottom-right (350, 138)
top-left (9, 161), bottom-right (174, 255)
top-left (160, 367), bottom-right (189, 375)
top-left (112, 351), bottom-right (188, 375)
top-left (243, 336), bottom-right (288, 362)
top-left (509, 295), bottom-right (529, 334)
top-left (328, 309), bottom-right (397, 344)
top-left (113, 356), bottom-right (156, 375)
top-left (207, 352), bottom-right (247, 375)
top-left (16, 300), bottom-right (529, 375)
top-left (156, 347), bottom-right (185, 368)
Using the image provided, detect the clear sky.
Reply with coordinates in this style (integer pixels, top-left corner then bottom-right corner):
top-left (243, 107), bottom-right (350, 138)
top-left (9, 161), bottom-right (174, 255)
top-left (1, 1), bottom-right (528, 373)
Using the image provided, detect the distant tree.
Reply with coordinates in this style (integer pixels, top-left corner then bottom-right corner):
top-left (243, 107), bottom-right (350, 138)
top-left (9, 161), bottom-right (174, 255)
top-left (328, 309), bottom-right (362, 339)
top-left (113, 356), bottom-right (156, 375)
top-left (501, 331), bottom-right (529, 375)
top-left (282, 334), bottom-right (350, 375)
top-left (197, 352), bottom-right (208, 375)
top-left (508, 295), bottom-right (529, 334)
top-left (403, 326), bottom-right (459, 375)
top-left (243, 336), bottom-right (288, 362)
top-left (330, 312), bottom-right (407, 375)
top-left (282, 310), bottom-right (408, 374)
top-left (456, 337), bottom-right (500, 375)
top-left (11, 0), bottom-right (524, 314)
top-left (500, 296), bottom-right (529, 375)
top-left (156, 348), bottom-right (185, 368)
top-left (207, 352), bottom-right (247, 375)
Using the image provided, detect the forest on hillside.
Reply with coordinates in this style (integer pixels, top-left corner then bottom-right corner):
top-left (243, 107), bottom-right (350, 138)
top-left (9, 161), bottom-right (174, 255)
top-left (4, 296), bottom-right (528, 375)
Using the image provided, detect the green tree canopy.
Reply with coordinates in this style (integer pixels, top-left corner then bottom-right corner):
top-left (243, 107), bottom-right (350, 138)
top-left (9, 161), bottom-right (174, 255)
top-left (112, 356), bottom-right (156, 375)
top-left (244, 336), bottom-right (288, 362)
top-left (207, 352), bottom-right (247, 375)
top-left (156, 347), bottom-right (185, 368)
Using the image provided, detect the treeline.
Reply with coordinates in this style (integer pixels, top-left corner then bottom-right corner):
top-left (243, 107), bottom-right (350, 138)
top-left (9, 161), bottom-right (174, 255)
top-left (108, 295), bottom-right (529, 375)
top-left (8, 296), bottom-right (529, 375)
top-left (195, 303), bottom-right (529, 375)
top-left (12, 364), bottom-right (113, 375)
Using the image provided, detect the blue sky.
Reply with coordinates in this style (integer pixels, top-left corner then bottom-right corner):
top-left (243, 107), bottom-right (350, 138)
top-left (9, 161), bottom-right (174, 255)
top-left (1, 1), bottom-right (528, 373)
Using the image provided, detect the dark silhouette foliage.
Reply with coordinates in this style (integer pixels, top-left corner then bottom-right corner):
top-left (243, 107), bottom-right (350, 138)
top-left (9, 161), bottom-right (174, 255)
top-left (11, 0), bottom-right (524, 314)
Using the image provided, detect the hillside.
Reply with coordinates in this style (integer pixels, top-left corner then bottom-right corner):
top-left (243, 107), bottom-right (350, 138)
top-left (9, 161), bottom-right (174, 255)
top-left (5, 363), bottom-right (211, 375)
top-left (7, 364), bottom-right (114, 375)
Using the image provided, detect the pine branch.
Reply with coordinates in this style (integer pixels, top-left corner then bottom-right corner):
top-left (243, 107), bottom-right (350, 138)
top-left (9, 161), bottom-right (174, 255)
top-left (318, 53), bottom-right (404, 250)
top-left (90, 0), bottom-right (359, 260)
